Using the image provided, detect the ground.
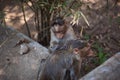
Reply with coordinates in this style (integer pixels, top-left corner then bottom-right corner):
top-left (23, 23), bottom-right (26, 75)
top-left (0, 0), bottom-right (120, 77)
top-left (75, 0), bottom-right (120, 75)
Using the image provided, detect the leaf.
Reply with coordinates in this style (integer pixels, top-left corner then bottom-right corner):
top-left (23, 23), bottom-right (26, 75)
top-left (80, 11), bottom-right (90, 26)
top-left (84, 34), bottom-right (90, 40)
top-left (49, 3), bottom-right (54, 13)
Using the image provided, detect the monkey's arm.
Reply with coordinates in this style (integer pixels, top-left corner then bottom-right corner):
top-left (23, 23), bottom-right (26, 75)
top-left (49, 29), bottom-right (60, 53)
top-left (65, 26), bottom-right (76, 40)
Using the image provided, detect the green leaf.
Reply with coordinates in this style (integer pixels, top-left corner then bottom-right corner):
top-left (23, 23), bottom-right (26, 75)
top-left (84, 34), bottom-right (90, 40)
top-left (49, 3), bottom-right (54, 13)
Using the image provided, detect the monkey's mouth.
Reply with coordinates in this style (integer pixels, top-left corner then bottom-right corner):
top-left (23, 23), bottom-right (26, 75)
top-left (55, 33), bottom-right (64, 39)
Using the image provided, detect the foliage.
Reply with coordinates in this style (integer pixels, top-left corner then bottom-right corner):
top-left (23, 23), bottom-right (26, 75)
top-left (93, 42), bottom-right (107, 65)
top-left (83, 34), bottom-right (90, 40)
top-left (0, 11), bottom-right (6, 25)
top-left (70, 10), bottom-right (89, 26)
top-left (0, 11), bottom-right (5, 19)
top-left (18, 0), bottom-right (89, 46)
top-left (115, 16), bottom-right (120, 24)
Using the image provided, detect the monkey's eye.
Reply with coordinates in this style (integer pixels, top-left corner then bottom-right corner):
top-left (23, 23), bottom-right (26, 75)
top-left (52, 21), bottom-right (64, 26)
top-left (74, 48), bottom-right (79, 54)
top-left (75, 49), bottom-right (79, 52)
top-left (53, 31), bottom-right (64, 34)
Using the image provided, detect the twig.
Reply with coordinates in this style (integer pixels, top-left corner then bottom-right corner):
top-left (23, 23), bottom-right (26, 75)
top-left (80, 11), bottom-right (90, 27)
top-left (80, 26), bottom-right (84, 38)
top-left (0, 38), bottom-right (9, 48)
top-left (21, 1), bottom-right (31, 38)
top-left (25, 1), bottom-right (35, 12)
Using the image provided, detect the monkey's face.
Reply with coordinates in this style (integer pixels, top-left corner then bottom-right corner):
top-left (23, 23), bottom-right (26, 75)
top-left (52, 24), bottom-right (67, 39)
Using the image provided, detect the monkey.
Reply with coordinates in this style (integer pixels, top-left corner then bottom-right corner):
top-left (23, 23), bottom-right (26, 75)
top-left (39, 39), bottom-right (87, 80)
top-left (49, 17), bottom-right (77, 53)
top-left (55, 39), bottom-right (86, 51)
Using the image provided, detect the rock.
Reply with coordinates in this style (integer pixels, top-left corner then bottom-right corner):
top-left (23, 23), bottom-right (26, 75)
top-left (0, 26), bottom-right (50, 80)
top-left (19, 43), bottom-right (29, 55)
top-left (80, 52), bottom-right (120, 80)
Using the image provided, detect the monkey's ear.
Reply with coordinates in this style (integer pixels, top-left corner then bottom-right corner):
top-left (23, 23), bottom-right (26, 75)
top-left (73, 48), bottom-right (79, 54)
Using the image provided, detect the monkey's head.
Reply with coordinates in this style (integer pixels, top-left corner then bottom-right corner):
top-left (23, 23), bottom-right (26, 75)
top-left (58, 39), bottom-right (89, 57)
top-left (51, 17), bottom-right (67, 39)
top-left (68, 40), bottom-right (86, 54)
top-left (70, 40), bottom-right (92, 57)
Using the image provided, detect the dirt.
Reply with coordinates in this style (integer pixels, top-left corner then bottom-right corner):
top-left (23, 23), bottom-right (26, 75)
top-left (0, 0), bottom-right (120, 77)
top-left (74, 0), bottom-right (120, 54)
top-left (73, 0), bottom-right (120, 76)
